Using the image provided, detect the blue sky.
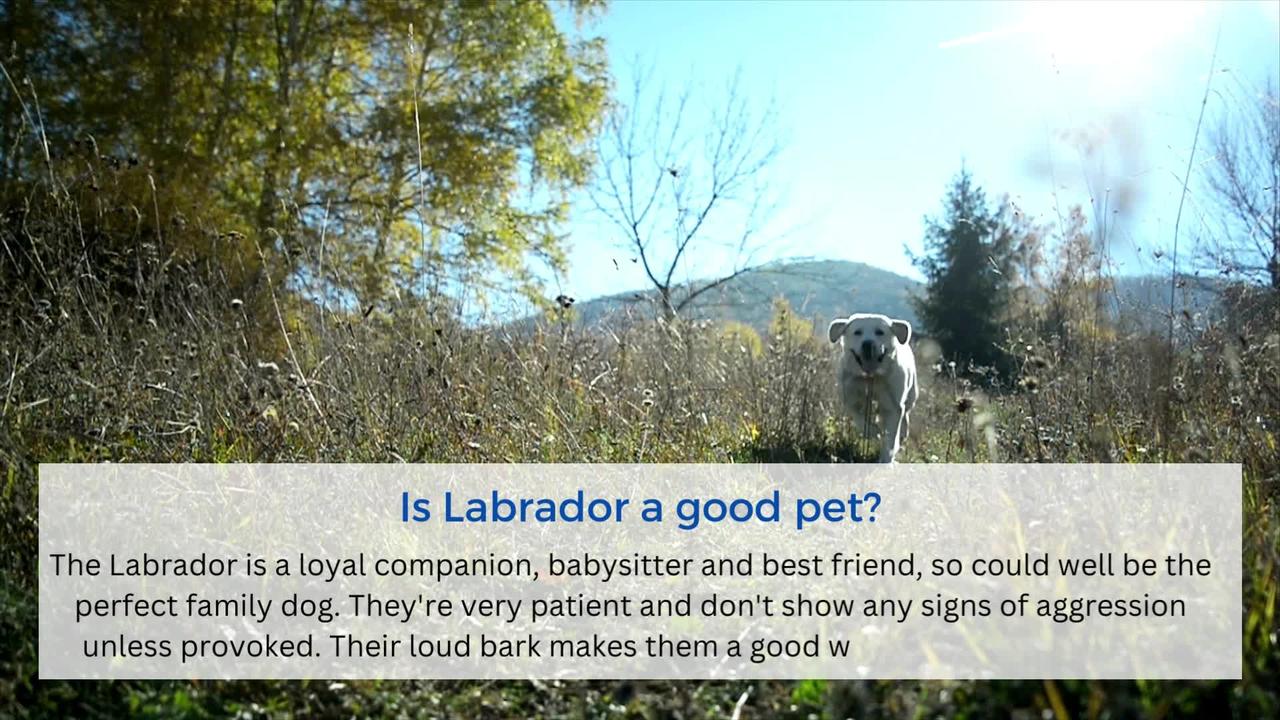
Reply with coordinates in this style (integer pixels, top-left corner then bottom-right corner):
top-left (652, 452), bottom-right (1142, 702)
top-left (549, 0), bottom-right (1279, 303)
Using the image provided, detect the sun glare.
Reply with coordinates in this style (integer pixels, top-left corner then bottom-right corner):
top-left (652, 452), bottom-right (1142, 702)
top-left (1023, 1), bottom-right (1211, 80)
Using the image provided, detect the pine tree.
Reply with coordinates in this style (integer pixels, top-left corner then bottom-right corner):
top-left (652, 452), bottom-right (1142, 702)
top-left (910, 168), bottom-right (1019, 376)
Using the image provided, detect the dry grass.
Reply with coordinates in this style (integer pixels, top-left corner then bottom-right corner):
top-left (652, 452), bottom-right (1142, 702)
top-left (1, 151), bottom-right (1278, 718)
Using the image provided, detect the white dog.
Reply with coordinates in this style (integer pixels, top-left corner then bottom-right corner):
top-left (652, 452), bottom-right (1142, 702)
top-left (828, 313), bottom-right (918, 463)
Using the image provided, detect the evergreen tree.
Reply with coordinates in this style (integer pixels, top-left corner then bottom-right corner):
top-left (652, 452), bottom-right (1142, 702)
top-left (910, 168), bottom-right (1020, 375)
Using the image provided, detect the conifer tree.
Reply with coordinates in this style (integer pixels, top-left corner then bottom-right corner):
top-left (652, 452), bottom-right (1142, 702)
top-left (910, 168), bottom-right (1020, 375)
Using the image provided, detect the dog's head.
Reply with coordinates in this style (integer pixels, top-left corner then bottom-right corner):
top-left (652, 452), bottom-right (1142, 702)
top-left (828, 313), bottom-right (912, 376)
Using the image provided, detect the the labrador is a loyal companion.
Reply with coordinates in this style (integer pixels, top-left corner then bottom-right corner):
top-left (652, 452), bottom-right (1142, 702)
top-left (828, 313), bottom-right (918, 463)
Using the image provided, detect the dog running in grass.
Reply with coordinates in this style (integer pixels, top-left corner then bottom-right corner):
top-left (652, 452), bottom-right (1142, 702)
top-left (828, 313), bottom-right (918, 463)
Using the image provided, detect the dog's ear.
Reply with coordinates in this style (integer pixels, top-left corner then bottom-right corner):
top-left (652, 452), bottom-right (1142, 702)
top-left (891, 319), bottom-right (912, 345)
top-left (827, 318), bottom-right (849, 344)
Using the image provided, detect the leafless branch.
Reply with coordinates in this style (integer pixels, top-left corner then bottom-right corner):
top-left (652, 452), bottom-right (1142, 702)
top-left (1199, 76), bottom-right (1280, 290)
top-left (589, 66), bottom-right (785, 319)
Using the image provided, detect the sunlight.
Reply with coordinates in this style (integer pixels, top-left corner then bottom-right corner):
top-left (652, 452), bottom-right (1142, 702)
top-left (1022, 1), bottom-right (1211, 80)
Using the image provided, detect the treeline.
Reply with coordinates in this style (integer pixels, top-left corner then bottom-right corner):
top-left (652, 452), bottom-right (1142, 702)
top-left (0, 0), bottom-right (609, 307)
top-left (911, 165), bottom-right (1277, 385)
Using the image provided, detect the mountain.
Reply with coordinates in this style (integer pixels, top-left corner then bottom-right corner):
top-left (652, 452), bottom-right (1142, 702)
top-left (548, 259), bottom-right (1229, 337)
top-left (1106, 274), bottom-right (1226, 331)
top-left (565, 260), bottom-right (922, 332)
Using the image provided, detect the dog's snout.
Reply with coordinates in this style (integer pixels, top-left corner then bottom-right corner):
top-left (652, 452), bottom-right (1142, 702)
top-left (860, 339), bottom-right (875, 358)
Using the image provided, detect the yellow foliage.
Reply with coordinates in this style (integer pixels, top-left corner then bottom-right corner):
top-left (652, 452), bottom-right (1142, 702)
top-left (719, 321), bottom-right (763, 358)
top-left (768, 298), bottom-right (819, 348)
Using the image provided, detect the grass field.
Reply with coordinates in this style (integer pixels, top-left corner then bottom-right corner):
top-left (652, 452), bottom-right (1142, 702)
top-left (1, 163), bottom-right (1278, 718)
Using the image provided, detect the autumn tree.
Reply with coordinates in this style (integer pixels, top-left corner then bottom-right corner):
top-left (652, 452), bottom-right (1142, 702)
top-left (1041, 206), bottom-right (1111, 345)
top-left (0, 0), bottom-right (610, 304)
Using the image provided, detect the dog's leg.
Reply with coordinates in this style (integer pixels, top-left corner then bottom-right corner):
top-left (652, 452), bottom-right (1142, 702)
top-left (879, 403), bottom-right (904, 463)
top-left (898, 376), bottom-right (917, 452)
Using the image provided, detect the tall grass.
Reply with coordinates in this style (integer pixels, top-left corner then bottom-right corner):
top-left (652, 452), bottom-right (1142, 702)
top-left (2, 143), bottom-right (1278, 718)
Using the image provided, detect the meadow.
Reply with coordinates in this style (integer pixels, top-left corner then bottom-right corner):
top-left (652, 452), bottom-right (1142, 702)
top-left (0, 153), bottom-right (1277, 718)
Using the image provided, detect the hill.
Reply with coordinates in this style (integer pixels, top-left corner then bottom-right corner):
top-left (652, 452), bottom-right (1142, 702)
top-left (551, 260), bottom-right (1228, 338)
top-left (1106, 274), bottom-right (1227, 331)
top-left (564, 259), bottom-right (922, 332)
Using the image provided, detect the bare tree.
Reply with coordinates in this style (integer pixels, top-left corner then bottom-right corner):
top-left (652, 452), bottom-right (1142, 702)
top-left (590, 69), bottom-right (782, 319)
top-left (1201, 79), bottom-right (1279, 290)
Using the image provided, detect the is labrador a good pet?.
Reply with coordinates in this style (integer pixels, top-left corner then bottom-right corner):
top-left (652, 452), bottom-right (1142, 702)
top-left (828, 313), bottom-right (918, 463)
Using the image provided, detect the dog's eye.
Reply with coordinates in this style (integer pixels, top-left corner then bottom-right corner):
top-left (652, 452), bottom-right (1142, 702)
top-left (875, 329), bottom-right (885, 337)
top-left (853, 330), bottom-right (862, 336)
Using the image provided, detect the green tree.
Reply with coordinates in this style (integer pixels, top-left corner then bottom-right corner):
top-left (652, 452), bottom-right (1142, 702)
top-left (909, 168), bottom-right (1024, 376)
